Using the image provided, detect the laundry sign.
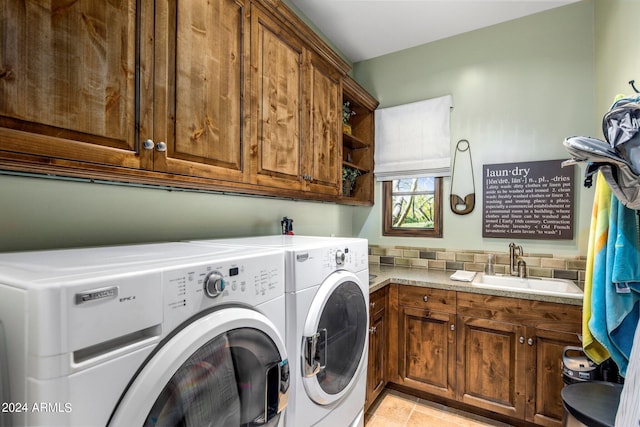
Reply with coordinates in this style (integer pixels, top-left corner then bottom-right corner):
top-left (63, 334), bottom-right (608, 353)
top-left (482, 159), bottom-right (574, 240)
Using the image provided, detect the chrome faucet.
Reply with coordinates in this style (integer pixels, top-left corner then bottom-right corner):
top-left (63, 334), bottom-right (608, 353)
top-left (509, 242), bottom-right (526, 277)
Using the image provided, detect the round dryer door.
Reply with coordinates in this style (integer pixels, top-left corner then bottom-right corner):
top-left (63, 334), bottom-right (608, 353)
top-left (108, 307), bottom-right (289, 427)
top-left (301, 270), bottom-right (368, 405)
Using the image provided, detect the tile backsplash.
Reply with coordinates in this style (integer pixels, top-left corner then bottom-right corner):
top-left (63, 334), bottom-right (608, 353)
top-left (369, 244), bottom-right (586, 283)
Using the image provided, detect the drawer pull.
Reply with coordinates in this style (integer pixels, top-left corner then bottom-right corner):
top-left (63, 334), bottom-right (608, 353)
top-left (423, 295), bottom-right (429, 302)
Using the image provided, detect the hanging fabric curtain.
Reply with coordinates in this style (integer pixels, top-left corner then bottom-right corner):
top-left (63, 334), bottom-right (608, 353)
top-left (374, 94), bottom-right (453, 181)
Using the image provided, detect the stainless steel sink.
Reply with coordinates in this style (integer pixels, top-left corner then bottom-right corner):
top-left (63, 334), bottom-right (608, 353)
top-left (472, 273), bottom-right (583, 299)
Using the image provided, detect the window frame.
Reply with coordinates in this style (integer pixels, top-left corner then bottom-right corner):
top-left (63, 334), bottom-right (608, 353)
top-left (382, 177), bottom-right (443, 237)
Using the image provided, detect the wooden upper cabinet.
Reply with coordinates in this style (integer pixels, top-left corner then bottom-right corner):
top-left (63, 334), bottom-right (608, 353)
top-left (0, 0), bottom-right (250, 182)
top-left (305, 53), bottom-right (341, 195)
top-left (0, 0), bottom-right (148, 169)
top-left (250, 5), bottom-right (342, 195)
top-left (251, 7), bottom-right (305, 190)
top-left (153, 0), bottom-right (250, 182)
top-left (0, 0), bottom-right (359, 201)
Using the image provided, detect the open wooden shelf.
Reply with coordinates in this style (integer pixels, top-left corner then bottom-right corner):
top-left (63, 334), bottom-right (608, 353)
top-left (340, 76), bottom-right (379, 205)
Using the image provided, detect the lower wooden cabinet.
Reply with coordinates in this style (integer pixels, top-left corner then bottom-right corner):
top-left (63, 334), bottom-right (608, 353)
top-left (365, 287), bottom-right (387, 410)
top-left (395, 286), bottom-right (456, 400)
top-left (457, 315), bottom-right (527, 419)
top-left (527, 327), bottom-right (582, 426)
top-left (456, 292), bottom-right (582, 426)
top-left (382, 285), bottom-right (582, 427)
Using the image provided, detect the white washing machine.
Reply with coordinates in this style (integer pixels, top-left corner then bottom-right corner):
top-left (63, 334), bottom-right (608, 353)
top-left (0, 242), bottom-right (289, 427)
top-left (190, 236), bottom-right (369, 427)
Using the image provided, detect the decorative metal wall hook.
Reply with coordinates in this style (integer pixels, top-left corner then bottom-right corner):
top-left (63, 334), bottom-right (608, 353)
top-left (630, 80), bottom-right (639, 94)
top-left (449, 139), bottom-right (476, 215)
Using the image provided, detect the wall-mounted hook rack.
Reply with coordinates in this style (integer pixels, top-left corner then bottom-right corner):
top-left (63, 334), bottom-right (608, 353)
top-left (630, 80), bottom-right (639, 94)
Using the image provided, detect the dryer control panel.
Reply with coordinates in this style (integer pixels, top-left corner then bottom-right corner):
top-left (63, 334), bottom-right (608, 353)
top-left (162, 250), bottom-right (284, 332)
top-left (290, 239), bottom-right (368, 291)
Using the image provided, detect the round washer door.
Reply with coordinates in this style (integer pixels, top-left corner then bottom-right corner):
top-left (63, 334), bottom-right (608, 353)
top-left (109, 307), bottom-right (289, 427)
top-left (301, 270), bottom-right (368, 405)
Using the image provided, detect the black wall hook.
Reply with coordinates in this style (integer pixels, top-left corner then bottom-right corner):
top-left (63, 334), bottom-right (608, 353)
top-left (630, 80), bottom-right (639, 94)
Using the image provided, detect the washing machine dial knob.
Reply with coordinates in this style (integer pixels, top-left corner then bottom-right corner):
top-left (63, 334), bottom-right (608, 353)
top-left (204, 272), bottom-right (225, 298)
top-left (335, 249), bottom-right (345, 266)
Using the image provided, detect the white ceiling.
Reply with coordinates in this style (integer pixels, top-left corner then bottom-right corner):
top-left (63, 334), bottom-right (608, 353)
top-left (287, 0), bottom-right (581, 62)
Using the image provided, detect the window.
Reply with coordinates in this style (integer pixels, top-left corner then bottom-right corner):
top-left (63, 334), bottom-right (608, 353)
top-left (383, 177), bottom-right (443, 237)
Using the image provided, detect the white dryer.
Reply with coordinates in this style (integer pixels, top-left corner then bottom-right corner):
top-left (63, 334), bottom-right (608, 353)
top-left (0, 242), bottom-right (289, 427)
top-left (190, 236), bottom-right (369, 427)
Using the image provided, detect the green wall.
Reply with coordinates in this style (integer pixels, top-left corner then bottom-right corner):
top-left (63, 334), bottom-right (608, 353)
top-left (0, 174), bottom-right (353, 252)
top-left (351, 1), bottom-right (598, 255)
top-left (594, 0), bottom-right (640, 122)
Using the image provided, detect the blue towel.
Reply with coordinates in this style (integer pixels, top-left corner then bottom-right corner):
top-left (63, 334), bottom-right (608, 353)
top-left (607, 197), bottom-right (640, 376)
top-left (589, 194), bottom-right (640, 376)
top-left (590, 193), bottom-right (640, 377)
top-left (589, 199), bottom-right (615, 367)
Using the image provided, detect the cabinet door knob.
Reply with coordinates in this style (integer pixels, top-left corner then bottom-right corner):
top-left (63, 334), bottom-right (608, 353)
top-left (370, 302), bottom-right (376, 309)
top-left (450, 324), bottom-right (455, 331)
top-left (519, 336), bottom-right (525, 344)
top-left (142, 139), bottom-right (155, 150)
top-left (369, 327), bottom-right (377, 334)
top-left (156, 141), bottom-right (167, 152)
top-left (423, 295), bottom-right (429, 302)
top-left (528, 338), bottom-right (534, 346)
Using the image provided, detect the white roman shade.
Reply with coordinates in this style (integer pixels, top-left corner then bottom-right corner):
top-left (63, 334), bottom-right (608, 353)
top-left (374, 94), bottom-right (453, 181)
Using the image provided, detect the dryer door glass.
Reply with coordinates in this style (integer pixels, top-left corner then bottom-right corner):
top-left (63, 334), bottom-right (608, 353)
top-left (315, 280), bottom-right (367, 395)
top-left (145, 328), bottom-right (285, 427)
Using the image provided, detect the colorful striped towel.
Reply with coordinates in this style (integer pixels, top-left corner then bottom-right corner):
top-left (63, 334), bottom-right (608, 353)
top-left (583, 172), bottom-right (611, 364)
top-left (587, 172), bottom-right (640, 376)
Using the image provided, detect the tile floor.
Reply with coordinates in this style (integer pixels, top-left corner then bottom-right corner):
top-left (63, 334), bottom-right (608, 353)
top-left (365, 389), bottom-right (515, 427)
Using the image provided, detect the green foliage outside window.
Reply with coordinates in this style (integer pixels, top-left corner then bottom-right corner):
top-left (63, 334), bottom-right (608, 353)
top-left (391, 177), bottom-right (436, 229)
top-left (383, 177), bottom-right (442, 237)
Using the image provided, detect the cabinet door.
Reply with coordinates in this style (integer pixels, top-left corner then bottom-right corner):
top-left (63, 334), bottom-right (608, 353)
top-left (250, 7), bottom-right (305, 191)
top-left (305, 53), bottom-right (340, 195)
top-left (366, 301), bottom-right (386, 409)
top-left (457, 315), bottom-right (526, 419)
top-left (398, 306), bottom-right (456, 399)
top-left (525, 327), bottom-right (581, 427)
top-left (0, 0), bottom-right (151, 170)
top-left (153, 0), bottom-right (249, 182)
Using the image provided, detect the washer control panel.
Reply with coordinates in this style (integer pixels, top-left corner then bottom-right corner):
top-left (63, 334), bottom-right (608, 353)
top-left (162, 251), bottom-right (284, 331)
top-left (203, 271), bottom-right (225, 298)
top-left (324, 241), bottom-right (367, 271)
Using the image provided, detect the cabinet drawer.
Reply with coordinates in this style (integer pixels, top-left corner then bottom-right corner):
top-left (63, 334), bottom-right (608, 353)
top-left (398, 286), bottom-right (456, 314)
